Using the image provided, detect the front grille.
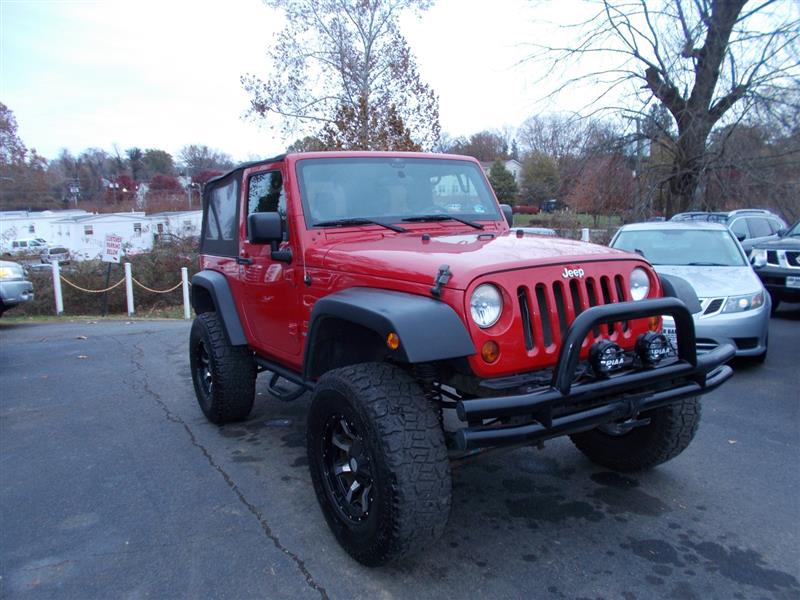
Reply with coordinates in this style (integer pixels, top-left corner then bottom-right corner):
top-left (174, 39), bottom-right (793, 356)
top-left (703, 298), bottom-right (724, 315)
top-left (517, 274), bottom-right (629, 350)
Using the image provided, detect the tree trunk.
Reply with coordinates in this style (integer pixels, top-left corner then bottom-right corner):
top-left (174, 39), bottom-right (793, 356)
top-left (666, 118), bottom-right (712, 215)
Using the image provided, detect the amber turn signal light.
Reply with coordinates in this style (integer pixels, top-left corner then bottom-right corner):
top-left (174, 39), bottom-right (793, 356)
top-left (481, 341), bottom-right (500, 363)
top-left (386, 332), bottom-right (400, 350)
top-left (648, 316), bottom-right (660, 331)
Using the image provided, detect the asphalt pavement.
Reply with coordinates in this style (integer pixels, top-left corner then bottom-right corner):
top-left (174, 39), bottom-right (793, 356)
top-left (1, 306), bottom-right (799, 600)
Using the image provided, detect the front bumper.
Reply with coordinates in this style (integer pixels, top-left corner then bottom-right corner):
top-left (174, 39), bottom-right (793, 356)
top-left (755, 265), bottom-right (800, 302)
top-left (0, 280), bottom-right (34, 308)
top-left (664, 301), bottom-right (769, 358)
top-left (455, 298), bottom-right (735, 450)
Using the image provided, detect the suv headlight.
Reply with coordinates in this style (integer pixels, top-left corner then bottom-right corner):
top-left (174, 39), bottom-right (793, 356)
top-left (470, 284), bottom-right (502, 328)
top-left (722, 291), bottom-right (764, 313)
top-left (629, 268), bottom-right (650, 301)
top-left (0, 265), bottom-right (23, 280)
top-left (750, 248), bottom-right (767, 268)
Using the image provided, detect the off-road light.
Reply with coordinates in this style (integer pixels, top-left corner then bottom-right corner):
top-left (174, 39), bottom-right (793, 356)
top-left (629, 268), bottom-right (650, 301)
top-left (470, 284), bottom-right (502, 328)
top-left (636, 332), bottom-right (671, 366)
top-left (481, 341), bottom-right (500, 363)
top-left (589, 340), bottom-right (625, 377)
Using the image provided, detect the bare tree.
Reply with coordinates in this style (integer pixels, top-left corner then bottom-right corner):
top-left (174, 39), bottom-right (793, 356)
top-left (177, 145), bottom-right (234, 175)
top-left (527, 0), bottom-right (800, 215)
top-left (241, 0), bottom-right (440, 151)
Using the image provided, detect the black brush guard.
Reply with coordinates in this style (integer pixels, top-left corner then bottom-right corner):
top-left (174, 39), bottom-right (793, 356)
top-left (455, 298), bottom-right (735, 450)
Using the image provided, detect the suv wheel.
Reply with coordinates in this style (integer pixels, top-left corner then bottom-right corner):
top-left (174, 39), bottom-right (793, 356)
top-left (569, 397), bottom-right (701, 472)
top-left (306, 362), bottom-right (451, 566)
top-left (189, 312), bottom-right (256, 424)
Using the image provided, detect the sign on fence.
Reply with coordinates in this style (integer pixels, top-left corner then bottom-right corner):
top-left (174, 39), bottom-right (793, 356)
top-left (102, 234), bottom-right (123, 263)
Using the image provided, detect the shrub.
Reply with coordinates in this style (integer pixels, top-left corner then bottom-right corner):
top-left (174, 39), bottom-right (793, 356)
top-left (17, 238), bottom-right (199, 316)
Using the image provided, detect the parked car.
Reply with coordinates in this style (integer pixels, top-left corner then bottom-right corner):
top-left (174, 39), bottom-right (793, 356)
top-left (1, 238), bottom-right (49, 256)
top-left (187, 151), bottom-right (734, 565)
top-left (670, 209), bottom-right (787, 256)
top-left (750, 220), bottom-right (800, 314)
top-left (610, 222), bottom-right (770, 362)
top-left (0, 260), bottom-right (34, 317)
top-left (40, 245), bottom-right (71, 264)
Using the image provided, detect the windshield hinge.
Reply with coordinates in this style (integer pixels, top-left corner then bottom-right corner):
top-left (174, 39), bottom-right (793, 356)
top-left (430, 264), bottom-right (452, 298)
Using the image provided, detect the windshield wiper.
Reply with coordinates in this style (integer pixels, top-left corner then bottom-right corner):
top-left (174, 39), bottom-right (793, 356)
top-left (401, 214), bottom-right (484, 230)
top-left (685, 261), bottom-right (728, 266)
top-left (314, 218), bottom-right (406, 233)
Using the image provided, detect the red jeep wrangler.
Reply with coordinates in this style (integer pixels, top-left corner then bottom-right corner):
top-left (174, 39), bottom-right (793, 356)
top-left (189, 152), bottom-right (733, 565)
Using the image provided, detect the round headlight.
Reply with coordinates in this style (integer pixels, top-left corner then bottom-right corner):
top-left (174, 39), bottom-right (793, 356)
top-left (630, 268), bottom-right (650, 301)
top-left (470, 284), bottom-right (503, 328)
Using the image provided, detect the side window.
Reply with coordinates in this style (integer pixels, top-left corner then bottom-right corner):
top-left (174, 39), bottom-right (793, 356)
top-left (201, 175), bottom-right (240, 255)
top-left (748, 217), bottom-right (772, 238)
top-left (248, 171), bottom-right (286, 218)
top-left (729, 218), bottom-right (748, 239)
top-left (768, 219), bottom-right (783, 234)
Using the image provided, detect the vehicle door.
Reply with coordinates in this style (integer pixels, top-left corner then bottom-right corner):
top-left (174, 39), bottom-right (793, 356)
top-left (237, 164), bottom-right (303, 360)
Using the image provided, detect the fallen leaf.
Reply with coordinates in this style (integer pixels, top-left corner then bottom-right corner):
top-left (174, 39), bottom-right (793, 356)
top-left (728, 439), bottom-right (737, 444)
top-left (77, 355), bottom-right (88, 359)
top-left (76, 335), bottom-right (87, 340)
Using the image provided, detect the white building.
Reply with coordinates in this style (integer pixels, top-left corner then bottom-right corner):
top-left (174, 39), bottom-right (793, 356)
top-left (0, 209), bottom-right (202, 260)
top-left (480, 159), bottom-right (523, 186)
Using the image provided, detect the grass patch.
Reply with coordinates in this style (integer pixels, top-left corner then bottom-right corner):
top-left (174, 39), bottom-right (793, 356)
top-left (1, 305), bottom-right (189, 324)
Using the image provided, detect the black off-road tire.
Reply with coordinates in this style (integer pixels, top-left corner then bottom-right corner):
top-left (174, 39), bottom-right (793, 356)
top-left (307, 362), bottom-right (451, 566)
top-left (189, 311), bottom-right (256, 424)
top-left (569, 397), bottom-right (701, 472)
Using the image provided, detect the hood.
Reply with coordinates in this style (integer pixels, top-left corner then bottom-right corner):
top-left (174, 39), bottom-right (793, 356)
top-left (305, 229), bottom-right (640, 290)
top-left (752, 235), bottom-right (800, 250)
top-left (654, 265), bottom-right (763, 297)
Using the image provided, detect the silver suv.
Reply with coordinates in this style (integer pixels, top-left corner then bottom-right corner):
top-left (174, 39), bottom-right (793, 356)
top-left (0, 260), bottom-right (34, 317)
top-left (671, 209), bottom-right (787, 255)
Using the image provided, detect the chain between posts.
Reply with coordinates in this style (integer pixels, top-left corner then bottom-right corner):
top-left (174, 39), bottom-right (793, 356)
top-left (60, 275), bottom-right (126, 294)
top-left (131, 277), bottom-right (183, 294)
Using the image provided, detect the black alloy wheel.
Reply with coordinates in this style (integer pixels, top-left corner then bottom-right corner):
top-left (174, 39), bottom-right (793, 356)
top-left (321, 415), bottom-right (374, 522)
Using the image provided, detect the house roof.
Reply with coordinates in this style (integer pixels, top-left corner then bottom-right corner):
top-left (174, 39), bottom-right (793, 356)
top-left (53, 212), bottom-right (147, 224)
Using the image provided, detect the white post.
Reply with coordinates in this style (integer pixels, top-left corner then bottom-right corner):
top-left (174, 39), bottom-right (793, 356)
top-left (51, 260), bottom-right (64, 315)
top-left (581, 227), bottom-right (590, 242)
top-left (124, 262), bottom-right (134, 316)
top-left (181, 267), bottom-right (191, 320)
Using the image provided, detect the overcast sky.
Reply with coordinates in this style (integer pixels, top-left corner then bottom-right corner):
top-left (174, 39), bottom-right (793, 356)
top-left (1, 0), bottom-right (588, 161)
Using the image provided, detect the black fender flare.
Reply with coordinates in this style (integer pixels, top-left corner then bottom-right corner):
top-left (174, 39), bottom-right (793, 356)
top-left (191, 270), bottom-right (248, 346)
top-left (304, 287), bottom-right (476, 378)
top-left (659, 273), bottom-right (702, 315)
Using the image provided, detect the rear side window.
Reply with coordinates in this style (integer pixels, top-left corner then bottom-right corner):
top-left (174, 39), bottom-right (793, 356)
top-left (201, 175), bottom-right (240, 256)
top-left (747, 217), bottom-right (772, 238)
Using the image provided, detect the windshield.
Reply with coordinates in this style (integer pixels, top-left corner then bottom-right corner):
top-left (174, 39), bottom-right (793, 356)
top-left (295, 157), bottom-right (501, 227)
top-left (787, 221), bottom-right (800, 237)
top-left (612, 229), bottom-right (747, 266)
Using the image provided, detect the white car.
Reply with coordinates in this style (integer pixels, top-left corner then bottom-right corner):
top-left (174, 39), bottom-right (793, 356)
top-left (610, 222), bottom-right (770, 363)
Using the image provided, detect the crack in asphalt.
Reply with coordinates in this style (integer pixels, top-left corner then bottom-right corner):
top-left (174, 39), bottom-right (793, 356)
top-left (130, 339), bottom-right (329, 600)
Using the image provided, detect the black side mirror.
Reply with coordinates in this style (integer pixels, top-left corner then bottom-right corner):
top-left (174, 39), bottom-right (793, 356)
top-left (248, 212), bottom-right (283, 244)
top-left (248, 212), bottom-right (292, 262)
top-left (500, 204), bottom-right (513, 227)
